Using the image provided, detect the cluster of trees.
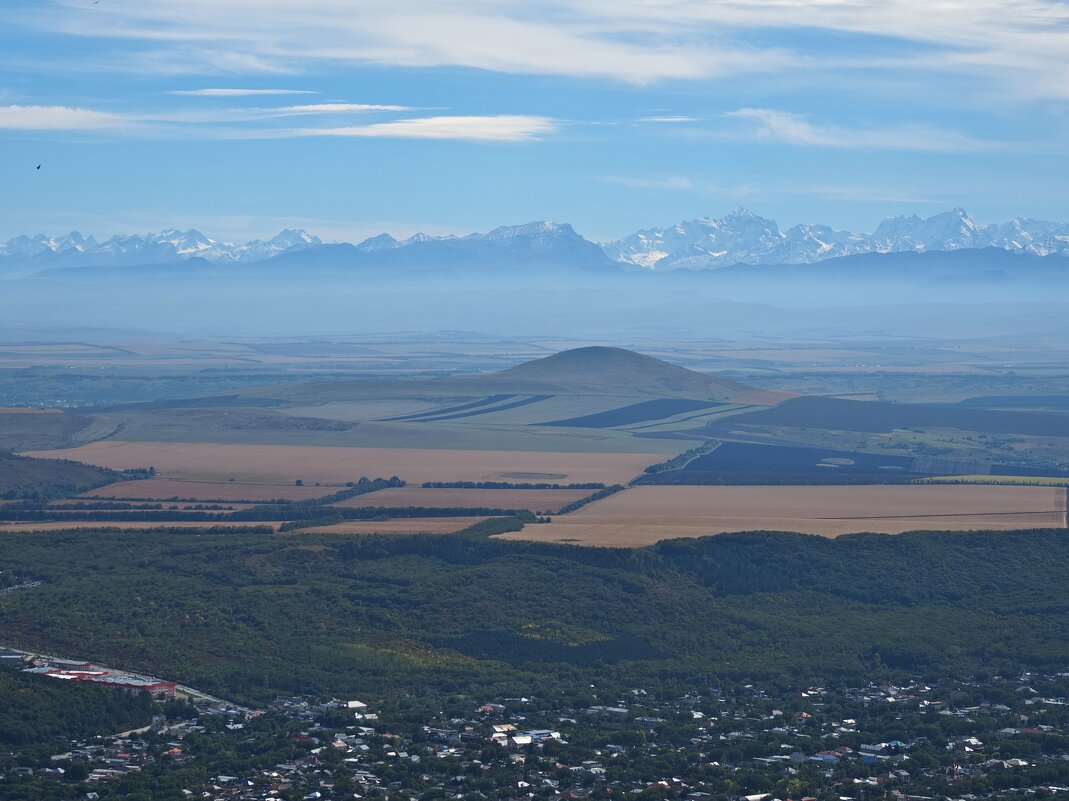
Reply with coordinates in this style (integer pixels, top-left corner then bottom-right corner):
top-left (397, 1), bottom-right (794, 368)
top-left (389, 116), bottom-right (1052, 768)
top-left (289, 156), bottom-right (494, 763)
top-left (556, 485), bottom-right (625, 514)
top-left (40, 502), bottom-right (167, 510)
top-left (0, 664), bottom-right (156, 750)
top-left (642, 441), bottom-right (718, 475)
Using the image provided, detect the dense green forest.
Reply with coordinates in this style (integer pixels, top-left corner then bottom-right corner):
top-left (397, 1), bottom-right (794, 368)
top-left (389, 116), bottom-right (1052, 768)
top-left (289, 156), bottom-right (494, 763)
top-left (1, 523), bottom-right (1068, 705)
top-left (0, 664), bottom-right (155, 749)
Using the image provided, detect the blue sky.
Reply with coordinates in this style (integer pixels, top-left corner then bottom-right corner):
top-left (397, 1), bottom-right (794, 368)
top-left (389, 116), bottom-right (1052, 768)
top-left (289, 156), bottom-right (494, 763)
top-left (3, 0), bottom-right (1069, 243)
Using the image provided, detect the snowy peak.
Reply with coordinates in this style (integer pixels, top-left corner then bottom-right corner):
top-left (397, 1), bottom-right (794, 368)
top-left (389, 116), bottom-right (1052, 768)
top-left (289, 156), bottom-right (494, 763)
top-left (605, 209), bottom-right (1069, 269)
top-left (981, 217), bottom-right (1069, 257)
top-left (0, 228), bottom-right (322, 266)
top-left (1, 232), bottom-right (99, 258)
top-left (355, 233), bottom-right (401, 252)
top-left (268, 229), bottom-right (321, 248)
top-left (482, 221), bottom-right (580, 241)
top-left (402, 232), bottom-right (443, 245)
top-left (871, 208), bottom-right (982, 253)
top-left (603, 209), bottom-right (786, 269)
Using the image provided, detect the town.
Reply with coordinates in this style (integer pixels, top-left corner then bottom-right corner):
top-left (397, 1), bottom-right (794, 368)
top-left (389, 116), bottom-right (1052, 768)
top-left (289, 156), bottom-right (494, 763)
top-left (4, 653), bottom-right (1069, 801)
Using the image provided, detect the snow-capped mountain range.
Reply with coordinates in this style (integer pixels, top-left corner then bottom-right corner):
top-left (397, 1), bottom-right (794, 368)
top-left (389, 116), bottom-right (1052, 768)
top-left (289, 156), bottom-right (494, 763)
top-left (3, 210), bottom-right (1068, 273)
top-left (603, 208), bottom-right (1069, 269)
top-left (0, 228), bottom-right (323, 268)
top-left (0, 222), bottom-right (593, 270)
top-left (349, 221), bottom-right (587, 254)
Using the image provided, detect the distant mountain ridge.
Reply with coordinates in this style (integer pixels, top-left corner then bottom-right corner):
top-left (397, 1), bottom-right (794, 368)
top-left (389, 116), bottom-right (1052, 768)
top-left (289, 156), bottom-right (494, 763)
top-left (3, 209), bottom-right (1069, 275)
top-left (0, 221), bottom-right (607, 274)
top-left (603, 208), bottom-right (1069, 269)
top-left (0, 228), bottom-right (322, 268)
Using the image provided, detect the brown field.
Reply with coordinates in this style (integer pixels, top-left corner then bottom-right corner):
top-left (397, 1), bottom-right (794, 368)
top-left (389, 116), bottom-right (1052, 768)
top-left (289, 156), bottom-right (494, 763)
top-left (27, 441), bottom-right (663, 486)
top-left (497, 485), bottom-right (1068, 547)
top-left (82, 478), bottom-right (342, 502)
top-left (298, 517), bottom-right (488, 535)
top-left (334, 487), bottom-right (592, 513)
top-left (0, 407), bottom-right (62, 415)
top-left (0, 521), bottom-right (283, 533)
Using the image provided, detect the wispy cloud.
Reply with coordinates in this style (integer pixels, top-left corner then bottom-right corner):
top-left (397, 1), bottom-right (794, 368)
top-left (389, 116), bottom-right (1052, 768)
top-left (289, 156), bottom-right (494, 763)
top-left (35, 0), bottom-right (797, 85)
top-left (0, 105), bottom-right (122, 130)
top-left (727, 108), bottom-right (993, 152)
top-left (302, 115), bottom-right (559, 143)
top-left (600, 174), bottom-right (934, 205)
top-left (638, 116), bottom-right (699, 124)
top-left (18, 0), bottom-right (1069, 100)
top-left (0, 102), bottom-right (557, 144)
top-left (273, 103), bottom-right (412, 115)
top-left (602, 175), bottom-right (695, 190)
top-left (128, 103), bottom-right (416, 126)
top-left (771, 183), bottom-right (942, 205)
top-left (170, 88), bottom-right (317, 96)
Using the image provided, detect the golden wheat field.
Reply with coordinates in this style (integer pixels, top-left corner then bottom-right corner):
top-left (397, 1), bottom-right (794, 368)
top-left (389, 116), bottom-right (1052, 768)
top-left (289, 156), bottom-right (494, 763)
top-left (82, 478), bottom-right (342, 502)
top-left (333, 487), bottom-right (592, 513)
top-left (497, 484), bottom-right (1068, 547)
top-left (27, 441), bottom-right (664, 486)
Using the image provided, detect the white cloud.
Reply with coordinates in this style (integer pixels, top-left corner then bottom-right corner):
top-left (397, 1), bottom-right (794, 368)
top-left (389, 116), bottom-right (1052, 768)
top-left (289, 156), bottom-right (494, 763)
top-left (727, 108), bottom-right (992, 152)
top-left (602, 176), bottom-right (695, 190)
top-left (0, 105), bottom-right (122, 130)
top-left (170, 88), bottom-right (316, 96)
top-left (639, 116), bottom-right (699, 124)
top-left (0, 102), bottom-right (538, 143)
top-left (127, 103), bottom-right (416, 126)
top-left (302, 115), bottom-right (558, 142)
top-left (273, 103), bottom-right (412, 114)
top-left (20, 0), bottom-right (1069, 99)
top-left (37, 0), bottom-right (797, 84)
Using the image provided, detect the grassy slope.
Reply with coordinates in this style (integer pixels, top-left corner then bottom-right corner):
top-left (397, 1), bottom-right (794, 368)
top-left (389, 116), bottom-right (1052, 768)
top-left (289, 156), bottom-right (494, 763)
top-left (0, 525), bottom-right (1067, 704)
top-left (0, 412), bottom-right (99, 452)
top-left (0, 452), bottom-right (120, 500)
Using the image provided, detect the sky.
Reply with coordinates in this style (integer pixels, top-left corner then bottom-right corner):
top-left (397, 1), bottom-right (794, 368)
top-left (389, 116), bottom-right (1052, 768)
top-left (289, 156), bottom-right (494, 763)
top-left (2, 0), bottom-right (1069, 244)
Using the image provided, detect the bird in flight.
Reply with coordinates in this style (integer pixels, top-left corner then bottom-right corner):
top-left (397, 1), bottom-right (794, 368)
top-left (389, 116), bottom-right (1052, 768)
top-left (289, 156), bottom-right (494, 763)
top-left (36, 165), bottom-right (42, 170)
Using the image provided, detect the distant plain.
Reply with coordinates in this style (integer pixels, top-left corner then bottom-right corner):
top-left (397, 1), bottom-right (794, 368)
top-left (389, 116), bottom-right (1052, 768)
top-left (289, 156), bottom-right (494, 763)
top-left (7, 337), bottom-right (1069, 544)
